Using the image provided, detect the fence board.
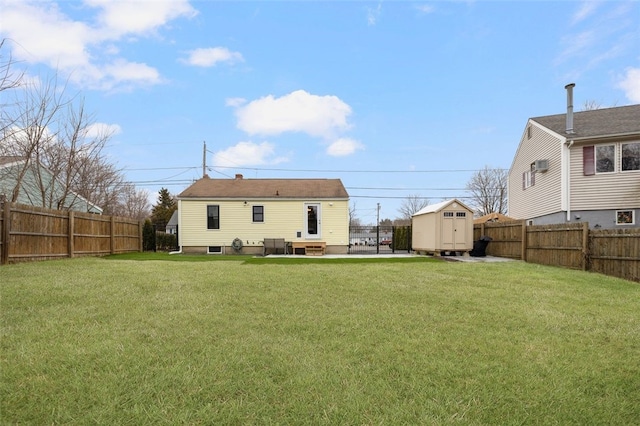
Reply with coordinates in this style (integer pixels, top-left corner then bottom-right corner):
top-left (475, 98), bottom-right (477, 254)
top-left (474, 221), bottom-right (524, 259)
top-left (0, 203), bottom-right (141, 264)
top-left (590, 228), bottom-right (640, 282)
top-left (473, 221), bottom-right (639, 282)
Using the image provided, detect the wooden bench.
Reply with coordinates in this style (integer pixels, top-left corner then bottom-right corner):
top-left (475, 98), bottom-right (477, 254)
top-left (263, 238), bottom-right (288, 256)
top-left (291, 241), bottom-right (326, 256)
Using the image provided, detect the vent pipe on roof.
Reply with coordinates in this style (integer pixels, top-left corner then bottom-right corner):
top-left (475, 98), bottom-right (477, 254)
top-left (565, 83), bottom-right (575, 134)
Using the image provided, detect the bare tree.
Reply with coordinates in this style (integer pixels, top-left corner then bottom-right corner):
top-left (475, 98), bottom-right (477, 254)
top-left (582, 100), bottom-right (602, 111)
top-left (111, 183), bottom-right (151, 220)
top-left (0, 68), bottom-right (131, 214)
top-left (349, 202), bottom-right (361, 227)
top-left (466, 166), bottom-right (508, 216)
top-left (397, 194), bottom-right (429, 221)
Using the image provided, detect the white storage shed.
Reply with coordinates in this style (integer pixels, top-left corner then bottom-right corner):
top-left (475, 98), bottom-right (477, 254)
top-left (412, 199), bottom-right (474, 255)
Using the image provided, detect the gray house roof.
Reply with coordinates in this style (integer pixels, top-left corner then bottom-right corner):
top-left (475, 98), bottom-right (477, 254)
top-left (178, 175), bottom-right (349, 199)
top-left (531, 104), bottom-right (640, 140)
top-left (0, 156), bottom-right (103, 213)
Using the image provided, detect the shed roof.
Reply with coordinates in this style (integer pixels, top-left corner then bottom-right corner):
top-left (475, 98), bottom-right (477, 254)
top-left (178, 175), bottom-right (349, 199)
top-left (413, 199), bottom-right (472, 216)
top-left (531, 104), bottom-right (640, 139)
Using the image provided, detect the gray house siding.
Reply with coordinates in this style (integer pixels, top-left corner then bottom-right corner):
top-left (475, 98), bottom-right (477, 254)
top-left (508, 104), bottom-right (640, 230)
top-left (508, 121), bottom-right (564, 220)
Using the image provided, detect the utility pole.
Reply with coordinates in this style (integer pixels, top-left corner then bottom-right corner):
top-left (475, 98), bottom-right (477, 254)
top-left (202, 141), bottom-right (206, 177)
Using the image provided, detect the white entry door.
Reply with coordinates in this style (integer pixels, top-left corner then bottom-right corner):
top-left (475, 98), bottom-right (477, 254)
top-left (305, 203), bottom-right (321, 239)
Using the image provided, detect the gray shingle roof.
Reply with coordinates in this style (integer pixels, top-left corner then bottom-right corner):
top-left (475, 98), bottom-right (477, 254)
top-left (531, 104), bottom-right (640, 139)
top-left (178, 176), bottom-right (349, 199)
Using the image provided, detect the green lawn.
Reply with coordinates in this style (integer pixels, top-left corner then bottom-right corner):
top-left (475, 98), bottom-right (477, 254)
top-left (1, 255), bottom-right (639, 424)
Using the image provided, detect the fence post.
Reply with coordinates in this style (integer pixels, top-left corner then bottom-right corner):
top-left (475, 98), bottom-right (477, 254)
top-left (139, 220), bottom-right (144, 252)
top-left (1, 202), bottom-right (9, 265)
top-left (582, 221), bottom-right (589, 271)
top-left (521, 220), bottom-right (527, 261)
top-left (110, 215), bottom-right (116, 255)
top-left (68, 211), bottom-right (75, 258)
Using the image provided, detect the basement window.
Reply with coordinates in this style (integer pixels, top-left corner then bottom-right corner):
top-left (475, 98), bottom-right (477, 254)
top-left (208, 246), bottom-right (223, 254)
top-left (616, 210), bottom-right (635, 225)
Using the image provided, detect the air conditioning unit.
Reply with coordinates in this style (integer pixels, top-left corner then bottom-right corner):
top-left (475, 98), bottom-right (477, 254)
top-left (534, 159), bottom-right (549, 172)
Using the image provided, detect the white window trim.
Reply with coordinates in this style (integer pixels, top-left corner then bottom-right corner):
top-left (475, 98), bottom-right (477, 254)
top-left (616, 210), bottom-right (635, 226)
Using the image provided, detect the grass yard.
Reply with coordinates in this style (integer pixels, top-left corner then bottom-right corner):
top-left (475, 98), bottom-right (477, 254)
top-left (1, 255), bottom-right (639, 424)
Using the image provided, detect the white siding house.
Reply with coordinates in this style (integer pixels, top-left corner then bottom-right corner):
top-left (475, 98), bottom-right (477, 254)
top-left (508, 89), bottom-right (640, 229)
top-left (177, 174), bottom-right (350, 254)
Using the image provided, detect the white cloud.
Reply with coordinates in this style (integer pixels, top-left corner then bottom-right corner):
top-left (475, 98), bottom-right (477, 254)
top-left (86, 123), bottom-right (122, 139)
top-left (0, 0), bottom-right (196, 91)
top-left (367, 2), bottom-right (382, 26)
top-left (235, 90), bottom-right (352, 138)
top-left (571, 1), bottom-right (600, 25)
top-left (415, 4), bottom-right (435, 14)
top-left (101, 59), bottom-right (163, 89)
top-left (86, 0), bottom-right (197, 37)
top-left (183, 47), bottom-right (244, 67)
top-left (326, 138), bottom-right (364, 157)
top-left (225, 97), bottom-right (246, 107)
top-left (617, 67), bottom-right (640, 102)
top-left (212, 141), bottom-right (289, 168)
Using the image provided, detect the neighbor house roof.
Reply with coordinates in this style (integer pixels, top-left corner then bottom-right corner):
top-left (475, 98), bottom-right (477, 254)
top-left (412, 199), bottom-right (472, 216)
top-left (178, 175), bottom-right (349, 199)
top-left (0, 156), bottom-right (103, 214)
top-left (530, 104), bottom-right (640, 140)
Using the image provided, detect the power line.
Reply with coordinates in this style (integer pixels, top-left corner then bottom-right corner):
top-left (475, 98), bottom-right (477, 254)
top-left (211, 165), bottom-right (503, 174)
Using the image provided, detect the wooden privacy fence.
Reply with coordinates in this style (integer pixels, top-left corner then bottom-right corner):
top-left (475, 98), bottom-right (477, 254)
top-left (0, 202), bottom-right (142, 264)
top-left (474, 221), bottom-right (640, 283)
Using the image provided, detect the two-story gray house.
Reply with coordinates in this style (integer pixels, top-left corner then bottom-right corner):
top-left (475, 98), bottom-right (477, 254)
top-left (508, 85), bottom-right (639, 229)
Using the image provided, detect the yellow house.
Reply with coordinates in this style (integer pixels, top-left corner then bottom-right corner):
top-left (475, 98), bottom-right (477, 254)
top-left (176, 174), bottom-right (350, 255)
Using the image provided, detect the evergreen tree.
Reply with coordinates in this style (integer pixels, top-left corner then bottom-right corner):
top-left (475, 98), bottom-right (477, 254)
top-left (150, 188), bottom-right (177, 230)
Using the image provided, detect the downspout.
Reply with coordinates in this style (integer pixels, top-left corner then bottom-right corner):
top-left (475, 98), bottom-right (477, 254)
top-left (564, 83), bottom-right (575, 222)
top-left (565, 139), bottom-right (574, 222)
top-left (170, 199), bottom-right (182, 254)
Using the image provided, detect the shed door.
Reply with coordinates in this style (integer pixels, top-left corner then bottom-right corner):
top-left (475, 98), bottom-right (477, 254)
top-left (442, 211), bottom-right (467, 250)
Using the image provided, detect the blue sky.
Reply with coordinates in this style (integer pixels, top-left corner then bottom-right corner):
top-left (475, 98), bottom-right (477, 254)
top-left (2, 0), bottom-right (639, 224)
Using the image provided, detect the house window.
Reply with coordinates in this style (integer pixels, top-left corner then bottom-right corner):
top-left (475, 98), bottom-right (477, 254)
top-left (456, 212), bottom-right (466, 217)
top-left (523, 164), bottom-right (536, 189)
top-left (443, 212), bottom-right (454, 217)
top-left (621, 142), bottom-right (640, 171)
top-left (207, 205), bottom-right (219, 230)
top-left (616, 210), bottom-right (635, 225)
top-left (252, 205), bottom-right (264, 223)
top-left (595, 144), bottom-right (615, 173)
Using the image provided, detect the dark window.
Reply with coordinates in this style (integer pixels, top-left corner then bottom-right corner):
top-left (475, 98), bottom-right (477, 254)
top-left (622, 142), bottom-right (640, 171)
top-left (207, 205), bottom-right (219, 229)
top-left (443, 212), bottom-right (454, 217)
top-left (596, 145), bottom-right (615, 173)
top-left (253, 205), bottom-right (264, 222)
top-left (456, 212), bottom-right (466, 217)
